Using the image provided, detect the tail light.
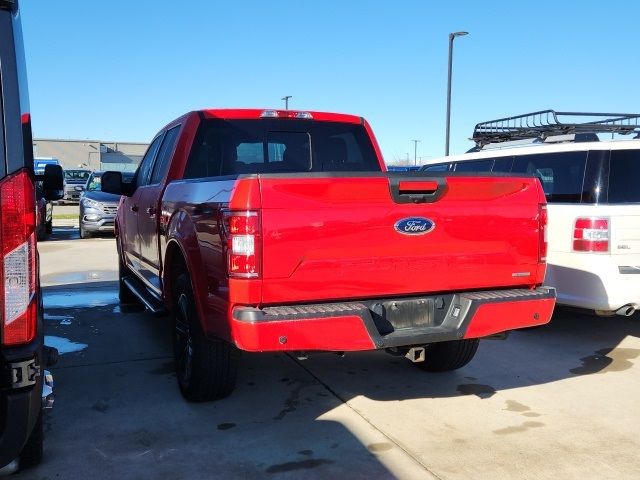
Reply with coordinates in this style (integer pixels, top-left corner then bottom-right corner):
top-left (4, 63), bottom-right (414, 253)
top-left (223, 211), bottom-right (261, 278)
top-left (538, 204), bottom-right (548, 262)
top-left (0, 169), bottom-right (38, 346)
top-left (573, 217), bottom-right (609, 252)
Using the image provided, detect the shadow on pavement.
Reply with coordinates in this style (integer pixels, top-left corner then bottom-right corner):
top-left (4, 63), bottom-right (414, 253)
top-left (19, 282), bottom-right (406, 479)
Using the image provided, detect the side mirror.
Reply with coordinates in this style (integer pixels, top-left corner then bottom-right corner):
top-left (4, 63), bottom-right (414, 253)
top-left (38, 164), bottom-right (64, 201)
top-left (102, 171), bottom-right (133, 196)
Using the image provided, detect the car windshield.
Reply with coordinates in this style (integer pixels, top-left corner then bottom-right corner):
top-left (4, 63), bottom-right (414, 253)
top-left (65, 170), bottom-right (90, 180)
top-left (86, 172), bottom-right (133, 192)
top-left (86, 174), bottom-right (102, 191)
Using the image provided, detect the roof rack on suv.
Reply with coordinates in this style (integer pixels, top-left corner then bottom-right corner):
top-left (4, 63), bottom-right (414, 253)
top-left (472, 110), bottom-right (640, 148)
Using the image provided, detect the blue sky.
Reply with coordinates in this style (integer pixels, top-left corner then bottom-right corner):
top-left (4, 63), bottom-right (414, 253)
top-left (20, 0), bottom-right (639, 164)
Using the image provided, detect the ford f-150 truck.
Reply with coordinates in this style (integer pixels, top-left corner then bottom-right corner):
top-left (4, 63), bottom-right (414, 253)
top-left (102, 108), bottom-right (556, 402)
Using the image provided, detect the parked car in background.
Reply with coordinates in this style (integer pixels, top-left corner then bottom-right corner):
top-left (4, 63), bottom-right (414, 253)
top-left (421, 110), bottom-right (640, 317)
top-left (79, 170), bottom-right (133, 239)
top-left (0, 1), bottom-right (62, 471)
top-left (35, 182), bottom-right (53, 241)
top-left (61, 169), bottom-right (91, 203)
top-left (33, 157), bottom-right (59, 174)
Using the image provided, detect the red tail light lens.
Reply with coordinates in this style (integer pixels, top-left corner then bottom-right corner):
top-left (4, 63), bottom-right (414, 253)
top-left (0, 169), bottom-right (38, 346)
top-left (538, 204), bottom-right (548, 263)
top-left (223, 211), bottom-right (261, 278)
top-left (573, 217), bottom-right (609, 252)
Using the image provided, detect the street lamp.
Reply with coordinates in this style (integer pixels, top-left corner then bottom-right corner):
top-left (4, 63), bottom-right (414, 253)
top-left (445, 31), bottom-right (468, 156)
top-left (282, 96), bottom-right (292, 110)
top-left (411, 139), bottom-right (421, 166)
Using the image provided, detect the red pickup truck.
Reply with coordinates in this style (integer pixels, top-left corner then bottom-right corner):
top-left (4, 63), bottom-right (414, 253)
top-left (102, 108), bottom-right (555, 402)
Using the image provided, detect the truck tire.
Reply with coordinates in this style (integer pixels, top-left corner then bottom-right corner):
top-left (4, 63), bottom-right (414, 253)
top-left (19, 411), bottom-right (43, 469)
top-left (416, 339), bottom-right (480, 372)
top-left (117, 244), bottom-right (140, 305)
top-left (173, 273), bottom-right (239, 402)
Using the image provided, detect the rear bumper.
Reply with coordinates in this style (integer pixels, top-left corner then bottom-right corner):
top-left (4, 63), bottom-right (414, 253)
top-left (231, 287), bottom-right (556, 352)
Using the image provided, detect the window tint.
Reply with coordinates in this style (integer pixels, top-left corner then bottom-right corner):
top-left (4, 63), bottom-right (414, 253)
top-left (183, 119), bottom-right (379, 178)
top-left (492, 156), bottom-right (514, 172)
top-left (136, 134), bottom-right (163, 187)
top-left (511, 151), bottom-right (587, 203)
top-left (453, 159), bottom-right (493, 172)
top-left (422, 163), bottom-right (450, 172)
top-left (268, 131), bottom-right (311, 170)
top-left (150, 126), bottom-right (180, 185)
top-left (608, 149), bottom-right (640, 203)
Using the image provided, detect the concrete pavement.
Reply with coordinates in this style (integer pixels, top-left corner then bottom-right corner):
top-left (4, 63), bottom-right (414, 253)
top-left (16, 225), bottom-right (640, 479)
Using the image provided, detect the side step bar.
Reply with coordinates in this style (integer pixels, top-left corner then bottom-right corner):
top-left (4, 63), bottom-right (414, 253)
top-left (122, 276), bottom-right (167, 315)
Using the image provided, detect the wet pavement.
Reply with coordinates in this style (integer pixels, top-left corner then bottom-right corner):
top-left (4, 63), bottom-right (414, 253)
top-left (13, 225), bottom-right (640, 479)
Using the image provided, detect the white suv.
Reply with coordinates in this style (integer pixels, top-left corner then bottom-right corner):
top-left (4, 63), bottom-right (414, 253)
top-left (422, 110), bottom-right (640, 317)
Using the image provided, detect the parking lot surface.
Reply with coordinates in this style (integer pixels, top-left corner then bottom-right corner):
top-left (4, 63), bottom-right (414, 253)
top-left (16, 223), bottom-right (640, 479)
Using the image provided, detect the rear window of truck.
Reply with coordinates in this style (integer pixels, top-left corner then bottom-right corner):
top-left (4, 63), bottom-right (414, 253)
top-left (184, 119), bottom-right (380, 178)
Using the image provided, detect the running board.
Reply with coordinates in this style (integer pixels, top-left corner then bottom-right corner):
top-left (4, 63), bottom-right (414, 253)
top-left (122, 276), bottom-right (167, 315)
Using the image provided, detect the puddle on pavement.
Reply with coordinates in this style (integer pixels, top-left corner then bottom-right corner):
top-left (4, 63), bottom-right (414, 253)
top-left (570, 347), bottom-right (640, 375)
top-left (44, 313), bottom-right (74, 325)
top-left (456, 383), bottom-right (496, 398)
top-left (41, 270), bottom-right (118, 287)
top-left (504, 400), bottom-right (530, 413)
top-left (44, 288), bottom-right (119, 309)
top-left (493, 421), bottom-right (545, 435)
top-left (45, 335), bottom-right (88, 354)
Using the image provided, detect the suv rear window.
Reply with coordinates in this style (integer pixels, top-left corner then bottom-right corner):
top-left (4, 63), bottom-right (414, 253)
top-left (511, 152), bottom-right (588, 203)
top-left (608, 149), bottom-right (640, 203)
top-left (184, 119), bottom-right (380, 178)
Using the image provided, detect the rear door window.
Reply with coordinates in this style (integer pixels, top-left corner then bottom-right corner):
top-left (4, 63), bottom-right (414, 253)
top-left (150, 125), bottom-right (180, 185)
top-left (608, 149), bottom-right (640, 203)
top-left (135, 134), bottom-right (163, 187)
top-left (511, 151), bottom-right (588, 203)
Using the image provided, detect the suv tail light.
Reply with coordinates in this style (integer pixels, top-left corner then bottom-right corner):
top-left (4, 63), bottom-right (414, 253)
top-left (0, 169), bottom-right (37, 346)
top-left (223, 211), bottom-right (261, 278)
top-left (538, 204), bottom-right (548, 263)
top-left (573, 217), bottom-right (609, 252)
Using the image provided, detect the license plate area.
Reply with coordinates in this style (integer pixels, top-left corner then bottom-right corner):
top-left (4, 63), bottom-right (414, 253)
top-left (382, 298), bottom-right (435, 330)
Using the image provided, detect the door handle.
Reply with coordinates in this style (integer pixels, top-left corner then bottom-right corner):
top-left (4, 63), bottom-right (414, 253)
top-left (146, 207), bottom-right (156, 216)
top-left (130, 205), bottom-right (138, 212)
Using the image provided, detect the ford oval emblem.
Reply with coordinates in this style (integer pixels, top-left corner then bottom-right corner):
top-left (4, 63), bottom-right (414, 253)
top-left (394, 217), bottom-right (435, 235)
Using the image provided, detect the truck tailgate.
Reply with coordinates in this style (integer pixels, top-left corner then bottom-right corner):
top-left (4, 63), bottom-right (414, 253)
top-left (258, 174), bottom-right (544, 304)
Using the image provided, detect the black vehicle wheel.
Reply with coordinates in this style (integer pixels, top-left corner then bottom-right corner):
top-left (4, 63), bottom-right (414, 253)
top-left (79, 222), bottom-right (90, 239)
top-left (19, 411), bottom-right (43, 469)
top-left (45, 219), bottom-right (53, 234)
top-left (173, 273), bottom-right (239, 402)
top-left (415, 339), bottom-right (480, 372)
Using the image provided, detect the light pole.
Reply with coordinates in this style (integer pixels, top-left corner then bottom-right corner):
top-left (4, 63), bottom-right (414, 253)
top-left (445, 31), bottom-right (468, 156)
top-left (411, 139), bottom-right (420, 166)
top-left (281, 95), bottom-right (292, 110)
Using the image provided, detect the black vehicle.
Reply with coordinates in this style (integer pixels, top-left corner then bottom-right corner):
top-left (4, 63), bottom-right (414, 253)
top-left (62, 169), bottom-right (91, 203)
top-left (79, 170), bottom-right (133, 239)
top-left (0, 0), bottom-right (62, 471)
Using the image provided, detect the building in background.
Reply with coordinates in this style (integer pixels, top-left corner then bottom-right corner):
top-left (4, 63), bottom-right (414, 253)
top-left (32, 138), bottom-right (148, 172)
